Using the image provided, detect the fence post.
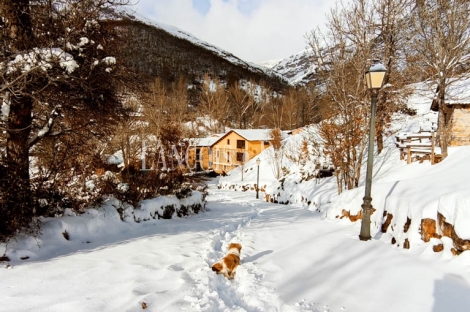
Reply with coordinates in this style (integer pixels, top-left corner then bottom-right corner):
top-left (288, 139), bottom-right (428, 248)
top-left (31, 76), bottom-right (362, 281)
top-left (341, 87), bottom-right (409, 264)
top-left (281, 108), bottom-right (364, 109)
top-left (431, 131), bottom-right (435, 165)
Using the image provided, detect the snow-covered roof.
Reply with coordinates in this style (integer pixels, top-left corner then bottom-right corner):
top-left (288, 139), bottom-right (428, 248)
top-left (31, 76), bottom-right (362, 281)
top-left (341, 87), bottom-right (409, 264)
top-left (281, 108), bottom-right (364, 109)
top-left (445, 76), bottom-right (470, 105)
top-left (187, 137), bottom-right (220, 147)
top-left (210, 129), bottom-right (273, 146)
top-left (231, 129), bottom-right (273, 141)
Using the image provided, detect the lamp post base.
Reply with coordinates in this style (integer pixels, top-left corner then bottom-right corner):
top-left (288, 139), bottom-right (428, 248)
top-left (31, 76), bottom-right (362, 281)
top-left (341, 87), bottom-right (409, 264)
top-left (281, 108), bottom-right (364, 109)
top-left (359, 196), bottom-right (373, 241)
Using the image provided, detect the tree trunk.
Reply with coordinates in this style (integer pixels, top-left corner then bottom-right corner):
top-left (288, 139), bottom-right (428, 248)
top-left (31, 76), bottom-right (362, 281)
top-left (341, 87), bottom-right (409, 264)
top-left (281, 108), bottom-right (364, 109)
top-left (3, 95), bottom-right (34, 235)
top-left (437, 81), bottom-right (452, 159)
top-left (335, 170), bottom-right (343, 195)
top-left (1, 0), bottom-right (35, 238)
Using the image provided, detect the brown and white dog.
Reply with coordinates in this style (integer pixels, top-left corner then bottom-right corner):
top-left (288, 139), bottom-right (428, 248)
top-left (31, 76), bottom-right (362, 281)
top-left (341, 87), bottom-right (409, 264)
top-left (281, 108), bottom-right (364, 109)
top-left (211, 243), bottom-right (242, 280)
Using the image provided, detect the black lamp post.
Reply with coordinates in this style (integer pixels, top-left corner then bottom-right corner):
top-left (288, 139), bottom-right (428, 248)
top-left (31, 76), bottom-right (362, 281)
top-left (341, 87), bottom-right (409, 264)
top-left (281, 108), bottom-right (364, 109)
top-left (359, 60), bottom-right (387, 241)
top-left (256, 158), bottom-right (260, 199)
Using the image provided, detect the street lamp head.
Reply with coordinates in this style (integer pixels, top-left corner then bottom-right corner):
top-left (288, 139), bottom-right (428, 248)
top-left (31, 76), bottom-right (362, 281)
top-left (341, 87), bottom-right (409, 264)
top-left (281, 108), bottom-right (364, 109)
top-left (365, 60), bottom-right (387, 90)
top-left (256, 158), bottom-right (260, 165)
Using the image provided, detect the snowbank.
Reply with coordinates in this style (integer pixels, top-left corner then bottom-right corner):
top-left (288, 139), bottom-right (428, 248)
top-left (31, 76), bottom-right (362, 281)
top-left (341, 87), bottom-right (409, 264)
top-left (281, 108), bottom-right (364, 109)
top-left (219, 82), bottom-right (470, 256)
top-left (0, 192), bottom-right (205, 263)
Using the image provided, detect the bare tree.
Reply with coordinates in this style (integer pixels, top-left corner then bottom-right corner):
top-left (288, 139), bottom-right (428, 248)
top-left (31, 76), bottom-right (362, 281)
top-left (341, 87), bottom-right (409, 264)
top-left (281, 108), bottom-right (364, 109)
top-left (409, 0), bottom-right (470, 158)
top-left (372, 0), bottom-right (414, 153)
top-left (228, 81), bottom-right (255, 129)
top-left (199, 73), bottom-right (231, 133)
top-left (168, 76), bottom-right (189, 124)
top-left (268, 128), bottom-right (284, 179)
top-left (264, 94), bottom-right (284, 129)
top-left (307, 0), bottom-right (414, 192)
top-left (281, 89), bottom-right (300, 130)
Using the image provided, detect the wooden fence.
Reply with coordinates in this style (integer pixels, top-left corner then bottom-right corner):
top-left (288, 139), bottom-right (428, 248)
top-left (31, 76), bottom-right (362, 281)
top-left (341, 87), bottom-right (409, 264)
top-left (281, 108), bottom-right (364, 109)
top-left (395, 131), bottom-right (440, 164)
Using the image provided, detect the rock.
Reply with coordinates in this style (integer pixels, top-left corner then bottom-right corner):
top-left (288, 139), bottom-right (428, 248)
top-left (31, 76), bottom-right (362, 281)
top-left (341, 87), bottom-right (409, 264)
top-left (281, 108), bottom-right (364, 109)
top-left (420, 218), bottom-right (441, 242)
top-left (403, 217), bottom-right (411, 233)
top-left (437, 212), bottom-right (470, 253)
top-left (381, 212), bottom-right (393, 233)
top-left (433, 244), bottom-right (444, 252)
top-left (404, 238), bottom-right (410, 249)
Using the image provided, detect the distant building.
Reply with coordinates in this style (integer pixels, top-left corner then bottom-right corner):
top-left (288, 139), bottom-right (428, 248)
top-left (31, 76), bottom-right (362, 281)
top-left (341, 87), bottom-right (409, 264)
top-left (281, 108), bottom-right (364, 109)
top-left (210, 129), bottom-right (273, 174)
top-left (186, 135), bottom-right (220, 172)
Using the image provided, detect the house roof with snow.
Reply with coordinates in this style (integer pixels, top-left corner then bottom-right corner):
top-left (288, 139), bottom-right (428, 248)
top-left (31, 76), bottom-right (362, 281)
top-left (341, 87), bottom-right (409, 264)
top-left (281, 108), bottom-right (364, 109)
top-left (444, 76), bottom-right (470, 105)
top-left (187, 136), bottom-right (220, 147)
top-left (430, 75), bottom-right (470, 111)
top-left (231, 129), bottom-right (273, 141)
top-left (210, 129), bottom-right (273, 146)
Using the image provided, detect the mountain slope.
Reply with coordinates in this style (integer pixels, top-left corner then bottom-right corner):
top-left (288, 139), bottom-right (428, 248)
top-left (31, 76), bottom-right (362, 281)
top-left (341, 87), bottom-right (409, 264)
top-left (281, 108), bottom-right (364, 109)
top-left (114, 11), bottom-right (288, 91)
top-left (272, 49), bottom-right (316, 86)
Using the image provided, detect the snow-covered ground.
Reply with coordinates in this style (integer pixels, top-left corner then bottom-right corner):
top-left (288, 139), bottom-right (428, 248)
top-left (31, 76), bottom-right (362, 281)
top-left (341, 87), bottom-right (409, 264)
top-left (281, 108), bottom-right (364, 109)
top-left (2, 182), bottom-right (470, 312)
top-left (2, 79), bottom-right (470, 311)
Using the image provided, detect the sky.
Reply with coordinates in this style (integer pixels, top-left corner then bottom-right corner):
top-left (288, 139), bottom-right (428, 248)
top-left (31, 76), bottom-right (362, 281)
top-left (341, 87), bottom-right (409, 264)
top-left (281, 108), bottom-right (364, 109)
top-left (129, 0), bottom-right (338, 63)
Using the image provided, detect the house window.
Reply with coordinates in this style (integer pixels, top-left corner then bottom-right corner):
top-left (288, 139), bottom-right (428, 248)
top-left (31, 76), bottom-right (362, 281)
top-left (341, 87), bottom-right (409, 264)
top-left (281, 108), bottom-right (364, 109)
top-left (236, 152), bottom-right (245, 162)
top-left (208, 148), bottom-right (212, 155)
top-left (227, 139), bottom-right (230, 145)
top-left (237, 140), bottom-right (245, 149)
top-left (216, 150), bottom-right (220, 157)
top-left (264, 141), bottom-right (270, 145)
top-left (227, 152), bottom-right (230, 162)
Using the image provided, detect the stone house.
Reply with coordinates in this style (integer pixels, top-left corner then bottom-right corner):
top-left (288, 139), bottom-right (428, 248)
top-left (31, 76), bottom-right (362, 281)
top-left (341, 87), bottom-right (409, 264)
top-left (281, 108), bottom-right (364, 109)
top-left (431, 76), bottom-right (470, 146)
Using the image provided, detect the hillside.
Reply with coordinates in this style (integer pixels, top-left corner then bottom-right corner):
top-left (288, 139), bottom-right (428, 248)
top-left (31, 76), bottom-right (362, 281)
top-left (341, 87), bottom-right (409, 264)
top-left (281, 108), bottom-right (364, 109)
top-left (113, 12), bottom-right (289, 91)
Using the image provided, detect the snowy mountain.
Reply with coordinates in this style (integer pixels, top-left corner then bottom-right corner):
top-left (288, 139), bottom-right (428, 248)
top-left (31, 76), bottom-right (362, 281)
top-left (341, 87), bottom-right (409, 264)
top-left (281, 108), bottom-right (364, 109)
top-left (116, 11), bottom-right (288, 90)
top-left (119, 10), bottom-right (320, 88)
top-left (272, 49), bottom-right (317, 86)
top-left (256, 59), bottom-right (282, 69)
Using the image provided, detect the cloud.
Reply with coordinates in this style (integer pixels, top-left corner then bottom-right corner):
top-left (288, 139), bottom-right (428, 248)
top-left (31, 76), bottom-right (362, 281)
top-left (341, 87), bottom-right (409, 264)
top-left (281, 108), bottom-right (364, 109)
top-left (131, 0), bottom-right (334, 63)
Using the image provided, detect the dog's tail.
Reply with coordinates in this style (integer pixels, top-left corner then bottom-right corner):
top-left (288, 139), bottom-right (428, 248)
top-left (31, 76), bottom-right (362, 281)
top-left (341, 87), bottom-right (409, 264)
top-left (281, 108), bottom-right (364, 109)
top-left (212, 262), bottom-right (223, 273)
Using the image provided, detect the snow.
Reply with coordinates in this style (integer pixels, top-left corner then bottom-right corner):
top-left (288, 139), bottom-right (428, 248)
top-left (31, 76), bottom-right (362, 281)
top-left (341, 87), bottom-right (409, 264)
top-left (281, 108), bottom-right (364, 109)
top-left (107, 150), bottom-right (123, 165)
top-left (102, 56), bottom-right (116, 66)
top-left (2, 183), bottom-right (470, 311)
top-left (368, 62), bottom-right (387, 72)
top-left (188, 136), bottom-right (220, 147)
top-left (445, 75), bottom-right (470, 105)
top-left (257, 59), bottom-right (282, 69)
top-left (3, 48), bottom-right (79, 74)
top-left (3, 72), bottom-right (470, 311)
top-left (272, 49), bottom-right (316, 85)
top-left (229, 129), bottom-right (273, 141)
top-left (1, 95), bottom-right (10, 120)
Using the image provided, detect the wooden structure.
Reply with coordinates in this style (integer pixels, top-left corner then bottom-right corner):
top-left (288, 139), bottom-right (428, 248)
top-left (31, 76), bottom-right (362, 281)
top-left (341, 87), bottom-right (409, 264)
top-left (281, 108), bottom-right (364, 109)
top-left (395, 131), bottom-right (439, 164)
top-left (186, 136), bottom-right (220, 172)
top-left (210, 129), bottom-right (273, 174)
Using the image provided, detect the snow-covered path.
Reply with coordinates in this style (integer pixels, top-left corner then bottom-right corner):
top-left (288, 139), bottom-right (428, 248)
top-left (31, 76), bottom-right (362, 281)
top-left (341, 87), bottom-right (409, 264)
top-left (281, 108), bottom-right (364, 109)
top-left (1, 186), bottom-right (290, 312)
top-left (2, 183), bottom-right (470, 312)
